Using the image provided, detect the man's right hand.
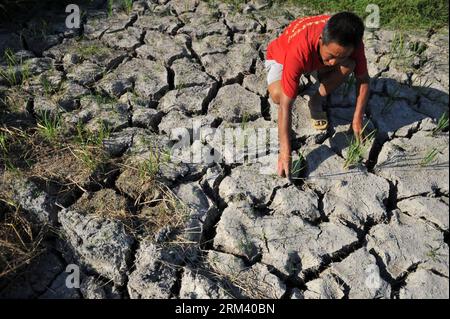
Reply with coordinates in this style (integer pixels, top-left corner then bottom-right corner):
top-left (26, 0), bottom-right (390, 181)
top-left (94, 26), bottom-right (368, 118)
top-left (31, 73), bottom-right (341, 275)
top-left (277, 152), bottom-right (292, 178)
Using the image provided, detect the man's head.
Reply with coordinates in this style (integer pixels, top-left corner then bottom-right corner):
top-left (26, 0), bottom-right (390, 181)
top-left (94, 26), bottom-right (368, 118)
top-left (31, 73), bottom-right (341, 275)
top-left (319, 12), bottom-right (365, 67)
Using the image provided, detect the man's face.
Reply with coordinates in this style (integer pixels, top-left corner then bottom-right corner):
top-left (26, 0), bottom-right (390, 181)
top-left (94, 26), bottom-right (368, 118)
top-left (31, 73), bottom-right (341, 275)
top-left (319, 37), bottom-right (354, 67)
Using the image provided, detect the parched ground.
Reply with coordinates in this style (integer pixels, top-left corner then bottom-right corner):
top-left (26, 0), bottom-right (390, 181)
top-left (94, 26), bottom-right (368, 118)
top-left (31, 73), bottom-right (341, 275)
top-left (0, 0), bottom-right (448, 299)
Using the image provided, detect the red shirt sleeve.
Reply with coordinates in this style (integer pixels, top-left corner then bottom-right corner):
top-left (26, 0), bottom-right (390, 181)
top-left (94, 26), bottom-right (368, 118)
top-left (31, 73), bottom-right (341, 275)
top-left (281, 46), bottom-right (305, 99)
top-left (351, 41), bottom-right (368, 77)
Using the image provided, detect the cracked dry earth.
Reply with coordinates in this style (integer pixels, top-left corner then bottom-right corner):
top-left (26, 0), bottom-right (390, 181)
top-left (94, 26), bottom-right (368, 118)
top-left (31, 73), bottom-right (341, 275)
top-left (0, 0), bottom-right (449, 299)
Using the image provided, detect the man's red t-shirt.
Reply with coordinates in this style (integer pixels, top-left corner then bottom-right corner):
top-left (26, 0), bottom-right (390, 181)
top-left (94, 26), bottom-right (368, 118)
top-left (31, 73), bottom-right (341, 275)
top-left (266, 14), bottom-right (368, 99)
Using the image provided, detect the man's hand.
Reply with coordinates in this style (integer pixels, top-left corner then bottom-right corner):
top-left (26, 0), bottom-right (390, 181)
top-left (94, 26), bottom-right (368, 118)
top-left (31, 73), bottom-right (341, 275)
top-left (352, 116), bottom-right (363, 142)
top-left (277, 152), bottom-right (292, 178)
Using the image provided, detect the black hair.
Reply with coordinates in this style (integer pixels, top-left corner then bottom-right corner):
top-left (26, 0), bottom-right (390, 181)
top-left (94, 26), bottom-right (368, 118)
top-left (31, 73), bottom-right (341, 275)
top-left (322, 12), bottom-right (365, 48)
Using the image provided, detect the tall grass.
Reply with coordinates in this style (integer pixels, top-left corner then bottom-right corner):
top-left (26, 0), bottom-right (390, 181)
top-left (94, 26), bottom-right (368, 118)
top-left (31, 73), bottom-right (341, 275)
top-left (275, 0), bottom-right (448, 31)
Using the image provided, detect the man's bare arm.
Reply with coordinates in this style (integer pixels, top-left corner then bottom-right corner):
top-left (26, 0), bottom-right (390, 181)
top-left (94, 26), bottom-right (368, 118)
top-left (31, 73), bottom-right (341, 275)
top-left (278, 93), bottom-right (293, 155)
top-left (277, 91), bottom-right (294, 177)
top-left (353, 72), bottom-right (370, 138)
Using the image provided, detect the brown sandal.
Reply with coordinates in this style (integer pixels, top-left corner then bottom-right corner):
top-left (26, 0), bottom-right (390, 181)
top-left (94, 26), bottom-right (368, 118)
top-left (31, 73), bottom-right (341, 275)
top-left (308, 100), bottom-right (328, 130)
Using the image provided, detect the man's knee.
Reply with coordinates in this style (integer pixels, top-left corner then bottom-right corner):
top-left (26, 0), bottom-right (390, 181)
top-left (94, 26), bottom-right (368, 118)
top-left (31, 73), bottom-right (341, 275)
top-left (271, 90), bottom-right (281, 104)
top-left (268, 82), bottom-right (282, 104)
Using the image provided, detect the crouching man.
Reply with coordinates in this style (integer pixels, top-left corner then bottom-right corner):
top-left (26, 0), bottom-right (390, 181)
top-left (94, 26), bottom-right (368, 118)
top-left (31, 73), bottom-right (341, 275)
top-left (265, 12), bottom-right (370, 178)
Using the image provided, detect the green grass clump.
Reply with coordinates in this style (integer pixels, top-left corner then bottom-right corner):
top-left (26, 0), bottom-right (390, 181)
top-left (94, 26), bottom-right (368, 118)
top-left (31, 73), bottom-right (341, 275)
top-left (344, 124), bottom-right (376, 169)
top-left (138, 147), bottom-right (172, 181)
top-left (0, 48), bottom-right (30, 86)
top-left (387, 32), bottom-right (430, 72)
top-left (39, 74), bottom-right (59, 95)
top-left (90, 93), bottom-right (117, 105)
top-left (0, 132), bottom-right (7, 153)
top-left (72, 120), bottom-right (111, 170)
top-left (75, 120), bottom-right (111, 147)
top-left (291, 150), bottom-right (306, 178)
top-left (106, 0), bottom-right (134, 16)
top-left (139, 150), bottom-right (161, 180)
top-left (426, 244), bottom-right (444, 261)
top-left (107, 0), bottom-right (113, 16)
top-left (77, 44), bottom-right (110, 60)
top-left (122, 0), bottom-right (133, 14)
top-left (36, 112), bottom-right (61, 142)
top-left (432, 112), bottom-right (449, 136)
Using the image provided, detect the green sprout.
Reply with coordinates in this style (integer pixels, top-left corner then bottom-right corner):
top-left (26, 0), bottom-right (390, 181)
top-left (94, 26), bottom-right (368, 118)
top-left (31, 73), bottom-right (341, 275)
top-left (432, 112), bottom-right (449, 136)
top-left (389, 32), bottom-right (409, 63)
top-left (40, 75), bottom-right (53, 95)
top-left (107, 0), bottom-right (113, 17)
top-left (77, 43), bottom-right (109, 60)
top-left (291, 150), bottom-right (306, 179)
top-left (344, 123), bottom-right (376, 169)
top-left (3, 48), bottom-right (16, 65)
top-left (420, 148), bottom-right (440, 167)
top-left (162, 148), bottom-right (171, 163)
top-left (237, 237), bottom-right (255, 259)
top-left (122, 0), bottom-right (133, 14)
top-left (426, 244), bottom-right (444, 262)
top-left (409, 41), bottom-right (427, 56)
top-left (139, 149), bottom-right (161, 180)
top-left (388, 32), bottom-right (427, 72)
top-left (0, 48), bottom-right (30, 86)
top-left (241, 112), bottom-right (250, 131)
top-left (0, 131), bottom-right (7, 153)
top-left (75, 119), bottom-right (111, 147)
top-left (36, 111), bottom-right (61, 142)
top-left (74, 147), bottom-right (98, 170)
top-left (71, 120), bottom-right (110, 170)
top-left (91, 93), bottom-right (117, 105)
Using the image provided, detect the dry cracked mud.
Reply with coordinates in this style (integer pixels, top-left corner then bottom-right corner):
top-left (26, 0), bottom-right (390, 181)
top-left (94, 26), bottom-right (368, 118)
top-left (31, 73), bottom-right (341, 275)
top-left (0, 0), bottom-right (448, 299)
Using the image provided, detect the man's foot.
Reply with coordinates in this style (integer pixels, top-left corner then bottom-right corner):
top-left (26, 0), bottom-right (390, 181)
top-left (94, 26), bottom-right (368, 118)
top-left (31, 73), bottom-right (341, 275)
top-left (308, 94), bottom-right (328, 130)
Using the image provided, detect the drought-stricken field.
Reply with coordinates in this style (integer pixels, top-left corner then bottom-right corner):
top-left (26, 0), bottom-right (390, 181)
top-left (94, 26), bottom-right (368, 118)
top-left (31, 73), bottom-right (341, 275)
top-left (0, 0), bottom-right (448, 299)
